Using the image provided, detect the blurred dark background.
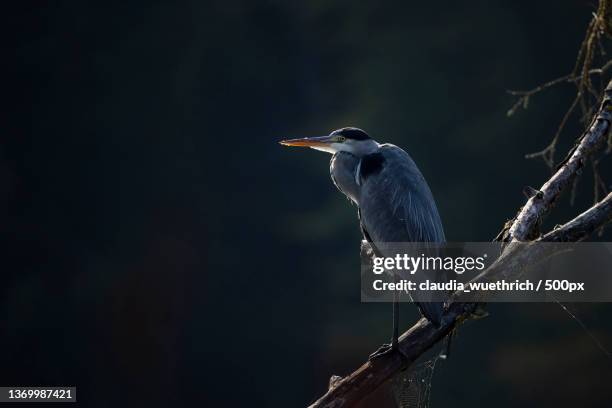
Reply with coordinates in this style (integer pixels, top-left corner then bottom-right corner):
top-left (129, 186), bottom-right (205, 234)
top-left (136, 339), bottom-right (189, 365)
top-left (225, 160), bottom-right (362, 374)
top-left (2, 0), bottom-right (612, 407)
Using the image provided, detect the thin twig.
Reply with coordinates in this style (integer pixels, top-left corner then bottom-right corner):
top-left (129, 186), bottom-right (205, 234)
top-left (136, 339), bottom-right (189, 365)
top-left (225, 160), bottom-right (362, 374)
top-left (506, 61), bottom-right (612, 117)
top-left (509, 1), bottom-right (611, 173)
top-left (524, 93), bottom-right (581, 168)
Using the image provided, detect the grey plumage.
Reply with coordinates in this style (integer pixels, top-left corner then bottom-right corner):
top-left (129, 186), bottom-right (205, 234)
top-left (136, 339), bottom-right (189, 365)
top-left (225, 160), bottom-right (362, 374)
top-left (331, 144), bottom-right (446, 325)
top-left (330, 152), bottom-right (361, 204)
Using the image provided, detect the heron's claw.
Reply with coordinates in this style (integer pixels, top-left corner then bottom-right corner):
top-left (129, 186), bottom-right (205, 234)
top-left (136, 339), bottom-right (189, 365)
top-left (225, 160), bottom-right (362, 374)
top-left (368, 342), bottom-right (409, 368)
top-left (369, 343), bottom-right (394, 360)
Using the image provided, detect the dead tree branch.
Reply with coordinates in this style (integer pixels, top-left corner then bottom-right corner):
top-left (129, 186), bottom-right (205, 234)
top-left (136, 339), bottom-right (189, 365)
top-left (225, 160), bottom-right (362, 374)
top-left (506, 79), bottom-right (612, 241)
top-left (543, 192), bottom-right (612, 242)
top-left (509, 0), bottom-right (612, 169)
top-left (506, 61), bottom-right (612, 118)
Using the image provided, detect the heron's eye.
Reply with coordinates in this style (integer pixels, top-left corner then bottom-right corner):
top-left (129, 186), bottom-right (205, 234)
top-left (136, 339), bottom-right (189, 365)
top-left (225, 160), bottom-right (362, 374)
top-left (335, 136), bottom-right (346, 142)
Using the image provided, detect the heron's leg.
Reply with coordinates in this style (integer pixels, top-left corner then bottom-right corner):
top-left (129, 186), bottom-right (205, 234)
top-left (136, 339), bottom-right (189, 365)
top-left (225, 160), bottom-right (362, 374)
top-left (369, 274), bottom-right (408, 367)
top-left (392, 287), bottom-right (399, 349)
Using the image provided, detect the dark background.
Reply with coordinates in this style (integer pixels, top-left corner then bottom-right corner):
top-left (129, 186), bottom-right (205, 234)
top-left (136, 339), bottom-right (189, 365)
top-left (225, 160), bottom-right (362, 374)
top-left (2, 0), bottom-right (612, 407)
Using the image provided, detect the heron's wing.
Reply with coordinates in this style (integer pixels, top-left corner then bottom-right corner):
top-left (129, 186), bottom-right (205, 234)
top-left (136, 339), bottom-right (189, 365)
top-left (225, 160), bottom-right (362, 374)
top-left (358, 144), bottom-right (446, 324)
top-left (358, 144), bottom-right (445, 244)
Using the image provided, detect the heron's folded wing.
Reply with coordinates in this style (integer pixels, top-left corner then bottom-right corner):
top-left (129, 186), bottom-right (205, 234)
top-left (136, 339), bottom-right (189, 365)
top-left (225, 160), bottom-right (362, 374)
top-left (358, 144), bottom-right (445, 245)
top-left (358, 145), bottom-right (447, 324)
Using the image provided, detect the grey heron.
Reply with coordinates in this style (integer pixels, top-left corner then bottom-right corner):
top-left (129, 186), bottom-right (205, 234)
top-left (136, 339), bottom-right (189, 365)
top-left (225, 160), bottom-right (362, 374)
top-left (280, 127), bottom-right (446, 359)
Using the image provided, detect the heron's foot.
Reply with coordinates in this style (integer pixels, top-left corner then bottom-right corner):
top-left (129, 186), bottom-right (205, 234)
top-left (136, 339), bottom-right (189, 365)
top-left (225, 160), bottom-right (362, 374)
top-left (368, 342), bottom-right (409, 368)
top-left (368, 342), bottom-right (393, 360)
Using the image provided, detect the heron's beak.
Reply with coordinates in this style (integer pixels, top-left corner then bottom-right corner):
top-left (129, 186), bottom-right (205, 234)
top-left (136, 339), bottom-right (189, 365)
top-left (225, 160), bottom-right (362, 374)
top-left (279, 135), bottom-right (334, 148)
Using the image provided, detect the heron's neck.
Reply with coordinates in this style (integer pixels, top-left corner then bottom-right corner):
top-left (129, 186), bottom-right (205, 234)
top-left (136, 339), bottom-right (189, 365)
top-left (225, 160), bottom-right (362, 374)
top-left (330, 152), bottom-right (361, 205)
top-left (350, 139), bottom-right (380, 158)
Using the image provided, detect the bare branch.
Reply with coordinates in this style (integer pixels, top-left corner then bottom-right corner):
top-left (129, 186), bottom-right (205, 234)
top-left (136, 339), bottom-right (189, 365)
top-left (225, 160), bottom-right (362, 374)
top-left (507, 79), bottom-right (612, 241)
top-left (524, 93), bottom-right (581, 168)
top-left (308, 304), bottom-right (468, 408)
top-left (542, 192), bottom-right (612, 242)
top-left (510, 0), bottom-right (612, 171)
top-left (506, 61), bottom-right (612, 119)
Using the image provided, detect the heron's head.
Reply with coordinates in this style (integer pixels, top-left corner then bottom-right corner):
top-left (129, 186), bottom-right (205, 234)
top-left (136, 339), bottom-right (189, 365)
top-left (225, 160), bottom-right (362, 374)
top-left (280, 127), bottom-right (378, 156)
